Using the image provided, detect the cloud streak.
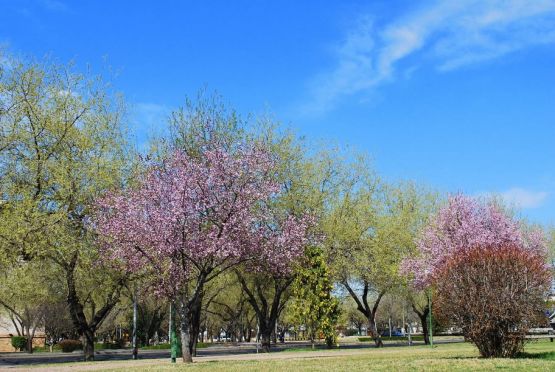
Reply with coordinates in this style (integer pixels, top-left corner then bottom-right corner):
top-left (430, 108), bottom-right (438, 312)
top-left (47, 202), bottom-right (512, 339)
top-left (132, 102), bottom-right (171, 152)
top-left (500, 188), bottom-right (549, 209)
top-left (304, 0), bottom-right (555, 113)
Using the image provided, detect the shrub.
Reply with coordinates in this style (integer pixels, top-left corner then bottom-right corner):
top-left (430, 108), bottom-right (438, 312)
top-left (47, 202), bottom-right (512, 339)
top-left (434, 243), bottom-right (551, 358)
top-left (11, 336), bottom-right (27, 351)
top-left (58, 339), bottom-right (83, 352)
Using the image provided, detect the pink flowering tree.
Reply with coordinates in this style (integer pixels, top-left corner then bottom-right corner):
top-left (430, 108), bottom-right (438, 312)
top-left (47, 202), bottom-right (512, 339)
top-left (93, 146), bottom-right (281, 363)
top-left (404, 194), bottom-right (551, 357)
top-left (235, 212), bottom-right (318, 352)
top-left (404, 194), bottom-right (546, 288)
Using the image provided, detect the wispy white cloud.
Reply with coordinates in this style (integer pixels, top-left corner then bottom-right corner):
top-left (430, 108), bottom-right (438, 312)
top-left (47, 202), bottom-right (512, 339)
top-left (499, 187), bottom-right (549, 209)
top-left (38, 0), bottom-right (68, 12)
top-left (132, 102), bottom-right (171, 152)
top-left (303, 0), bottom-right (555, 113)
top-left (134, 103), bottom-right (169, 127)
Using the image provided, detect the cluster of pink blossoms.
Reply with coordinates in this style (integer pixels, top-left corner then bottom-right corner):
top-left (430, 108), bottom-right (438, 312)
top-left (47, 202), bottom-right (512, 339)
top-left (93, 146), bottom-right (314, 297)
top-left (403, 194), bottom-right (548, 289)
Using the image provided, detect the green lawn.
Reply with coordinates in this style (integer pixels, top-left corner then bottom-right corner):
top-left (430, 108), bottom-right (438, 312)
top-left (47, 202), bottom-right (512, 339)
top-left (126, 342), bottom-right (555, 372)
top-left (30, 340), bottom-right (554, 371)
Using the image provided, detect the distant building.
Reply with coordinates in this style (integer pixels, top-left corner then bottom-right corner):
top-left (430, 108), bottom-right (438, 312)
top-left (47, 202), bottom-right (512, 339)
top-left (0, 315), bottom-right (45, 352)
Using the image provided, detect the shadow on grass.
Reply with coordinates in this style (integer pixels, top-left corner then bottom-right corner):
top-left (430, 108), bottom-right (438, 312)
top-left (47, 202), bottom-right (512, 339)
top-left (444, 356), bottom-right (479, 360)
top-left (515, 351), bottom-right (555, 360)
top-left (445, 351), bottom-right (555, 361)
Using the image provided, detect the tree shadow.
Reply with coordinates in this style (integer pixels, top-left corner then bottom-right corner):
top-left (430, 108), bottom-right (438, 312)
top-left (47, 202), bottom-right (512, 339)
top-left (515, 351), bottom-right (555, 360)
top-left (445, 352), bottom-right (555, 360)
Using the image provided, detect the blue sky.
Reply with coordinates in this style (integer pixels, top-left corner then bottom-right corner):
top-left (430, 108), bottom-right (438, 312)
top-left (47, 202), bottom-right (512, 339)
top-left (1, 0), bottom-right (554, 225)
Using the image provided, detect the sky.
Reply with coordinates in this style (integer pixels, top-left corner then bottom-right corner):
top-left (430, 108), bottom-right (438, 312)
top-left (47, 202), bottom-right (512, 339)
top-left (1, 0), bottom-right (554, 225)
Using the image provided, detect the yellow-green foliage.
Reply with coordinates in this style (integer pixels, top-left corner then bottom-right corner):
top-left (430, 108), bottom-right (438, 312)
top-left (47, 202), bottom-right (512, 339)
top-left (0, 54), bottom-right (135, 338)
top-left (293, 246), bottom-right (340, 347)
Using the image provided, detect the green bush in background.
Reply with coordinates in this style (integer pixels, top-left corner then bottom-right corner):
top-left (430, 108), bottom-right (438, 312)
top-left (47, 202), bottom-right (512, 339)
top-left (11, 336), bottom-right (27, 351)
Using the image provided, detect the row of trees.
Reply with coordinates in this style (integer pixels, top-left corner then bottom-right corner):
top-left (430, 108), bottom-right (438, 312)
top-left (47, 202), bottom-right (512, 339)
top-left (0, 54), bottom-right (553, 362)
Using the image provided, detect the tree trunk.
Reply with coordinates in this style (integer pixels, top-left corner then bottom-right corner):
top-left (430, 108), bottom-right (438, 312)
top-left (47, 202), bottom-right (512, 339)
top-left (179, 303), bottom-right (193, 363)
top-left (325, 335), bottom-right (334, 349)
top-left (367, 315), bottom-right (384, 347)
top-left (179, 280), bottom-right (204, 363)
top-left (64, 253), bottom-right (123, 361)
top-left (412, 304), bottom-right (430, 345)
top-left (191, 291), bottom-right (203, 357)
top-left (24, 325), bottom-right (34, 354)
top-left (26, 338), bottom-right (33, 353)
top-left (419, 311), bottom-right (430, 345)
top-left (83, 330), bottom-right (95, 361)
top-left (235, 271), bottom-right (293, 353)
top-left (66, 255), bottom-right (97, 362)
top-left (260, 326), bottom-right (272, 352)
top-left (342, 282), bottom-right (385, 348)
top-left (272, 327), bottom-right (277, 345)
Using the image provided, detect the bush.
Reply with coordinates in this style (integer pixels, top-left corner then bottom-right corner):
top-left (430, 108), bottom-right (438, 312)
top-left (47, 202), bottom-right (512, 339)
top-left (434, 243), bottom-right (551, 358)
top-left (58, 339), bottom-right (83, 352)
top-left (11, 336), bottom-right (27, 351)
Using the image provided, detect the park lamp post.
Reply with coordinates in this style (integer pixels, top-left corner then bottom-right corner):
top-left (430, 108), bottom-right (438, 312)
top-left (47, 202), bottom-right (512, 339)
top-left (132, 285), bottom-right (138, 360)
top-left (169, 301), bottom-right (181, 363)
top-left (170, 301), bottom-right (176, 363)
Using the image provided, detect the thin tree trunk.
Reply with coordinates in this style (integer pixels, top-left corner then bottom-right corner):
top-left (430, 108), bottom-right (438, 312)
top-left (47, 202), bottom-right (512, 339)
top-left (412, 304), bottom-right (430, 345)
top-left (235, 271), bottom-right (293, 353)
top-left (343, 281), bottom-right (385, 348)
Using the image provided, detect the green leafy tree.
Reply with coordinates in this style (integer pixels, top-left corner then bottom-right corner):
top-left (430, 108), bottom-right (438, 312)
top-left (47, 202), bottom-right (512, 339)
top-left (204, 275), bottom-right (255, 343)
top-left (325, 177), bottom-right (436, 347)
top-left (0, 262), bottom-right (52, 352)
top-left (234, 127), bottom-right (345, 352)
top-left (293, 245), bottom-right (340, 348)
top-left (0, 54), bottom-right (134, 360)
top-left (339, 298), bottom-right (368, 336)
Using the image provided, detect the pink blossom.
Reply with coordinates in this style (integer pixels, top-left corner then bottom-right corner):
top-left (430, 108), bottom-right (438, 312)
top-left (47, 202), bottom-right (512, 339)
top-left (403, 194), bottom-right (548, 288)
top-left (92, 145), bottom-right (313, 296)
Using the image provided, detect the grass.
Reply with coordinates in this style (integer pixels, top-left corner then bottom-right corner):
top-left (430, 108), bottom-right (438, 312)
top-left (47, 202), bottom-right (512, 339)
top-left (25, 340), bottom-right (555, 371)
